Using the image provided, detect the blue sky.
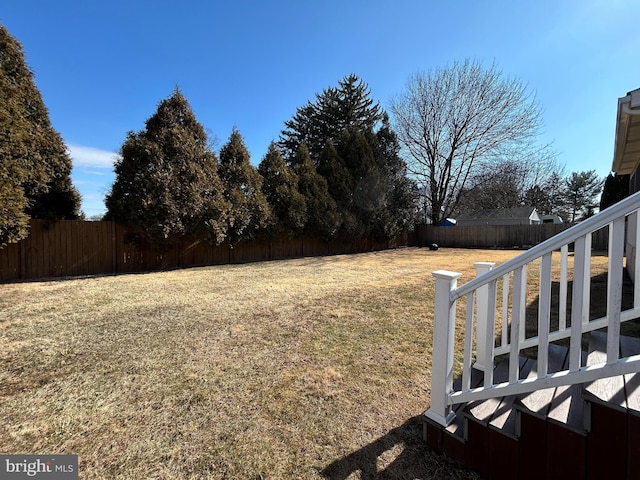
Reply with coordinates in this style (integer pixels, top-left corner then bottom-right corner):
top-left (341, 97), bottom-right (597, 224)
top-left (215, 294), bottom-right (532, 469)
top-left (2, 0), bottom-right (640, 218)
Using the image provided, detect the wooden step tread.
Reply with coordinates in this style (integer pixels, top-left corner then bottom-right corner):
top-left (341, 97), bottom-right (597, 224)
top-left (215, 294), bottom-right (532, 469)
top-left (435, 333), bottom-right (640, 446)
top-left (463, 357), bottom-right (519, 425)
top-left (584, 330), bottom-right (626, 411)
top-left (461, 344), bottom-right (580, 434)
top-left (582, 330), bottom-right (640, 414)
top-left (444, 364), bottom-right (485, 438)
top-left (489, 357), bottom-right (535, 436)
top-left (546, 349), bottom-right (587, 431)
top-left (461, 356), bottom-right (541, 439)
top-left (516, 343), bottom-right (569, 419)
top-left (621, 334), bottom-right (640, 414)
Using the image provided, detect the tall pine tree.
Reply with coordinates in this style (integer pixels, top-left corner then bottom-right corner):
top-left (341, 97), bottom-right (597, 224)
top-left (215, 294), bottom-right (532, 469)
top-left (280, 75), bottom-right (416, 240)
top-left (279, 74), bottom-right (383, 161)
top-left (258, 142), bottom-right (306, 236)
top-left (105, 89), bottom-right (228, 249)
top-left (563, 170), bottom-right (603, 222)
top-left (600, 173), bottom-right (629, 211)
top-left (372, 115), bottom-right (418, 239)
top-left (0, 23), bottom-right (81, 246)
top-left (218, 128), bottom-right (271, 243)
top-left (292, 145), bottom-right (339, 239)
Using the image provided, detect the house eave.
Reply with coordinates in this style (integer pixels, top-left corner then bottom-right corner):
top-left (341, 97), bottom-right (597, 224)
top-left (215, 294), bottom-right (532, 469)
top-left (612, 88), bottom-right (640, 175)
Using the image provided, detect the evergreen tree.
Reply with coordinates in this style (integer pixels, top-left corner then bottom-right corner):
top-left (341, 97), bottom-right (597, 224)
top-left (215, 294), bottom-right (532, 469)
top-left (333, 128), bottom-right (380, 238)
top-left (279, 74), bottom-right (383, 161)
top-left (280, 75), bottom-right (416, 240)
top-left (105, 89), bottom-right (228, 249)
top-left (316, 124), bottom-right (417, 239)
top-left (292, 145), bottom-right (339, 239)
top-left (600, 173), bottom-right (629, 210)
top-left (218, 128), bottom-right (271, 243)
top-left (316, 139), bottom-right (352, 205)
top-left (542, 171), bottom-right (568, 219)
top-left (26, 142), bottom-right (82, 220)
top-left (258, 142), bottom-right (306, 236)
top-left (316, 138), bottom-right (355, 235)
top-left (0, 24), bottom-right (81, 245)
top-left (0, 177), bottom-right (27, 247)
top-left (372, 116), bottom-right (418, 238)
top-left (563, 170), bottom-right (603, 222)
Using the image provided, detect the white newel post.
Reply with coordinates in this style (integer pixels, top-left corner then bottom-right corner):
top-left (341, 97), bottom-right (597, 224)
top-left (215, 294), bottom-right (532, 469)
top-left (425, 270), bottom-right (462, 427)
top-left (473, 262), bottom-right (495, 372)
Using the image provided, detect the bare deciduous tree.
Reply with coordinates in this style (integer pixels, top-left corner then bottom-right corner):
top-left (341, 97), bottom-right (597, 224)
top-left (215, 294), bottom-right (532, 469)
top-left (456, 157), bottom-right (564, 214)
top-left (390, 59), bottom-right (554, 225)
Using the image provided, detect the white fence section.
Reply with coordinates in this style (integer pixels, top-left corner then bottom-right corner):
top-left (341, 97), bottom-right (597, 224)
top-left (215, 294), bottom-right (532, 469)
top-left (426, 191), bottom-right (640, 427)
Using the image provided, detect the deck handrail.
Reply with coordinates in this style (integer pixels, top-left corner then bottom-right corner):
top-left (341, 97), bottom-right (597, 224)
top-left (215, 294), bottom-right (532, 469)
top-left (425, 190), bottom-right (640, 427)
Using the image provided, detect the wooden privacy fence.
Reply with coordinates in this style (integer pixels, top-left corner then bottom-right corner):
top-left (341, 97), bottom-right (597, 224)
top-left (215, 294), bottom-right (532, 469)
top-left (0, 220), bottom-right (418, 282)
top-left (419, 223), bottom-right (610, 251)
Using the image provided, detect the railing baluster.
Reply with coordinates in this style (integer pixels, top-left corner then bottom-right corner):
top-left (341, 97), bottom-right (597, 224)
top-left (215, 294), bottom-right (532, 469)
top-left (510, 266), bottom-right (525, 382)
top-left (538, 252), bottom-right (552, 377)
top-left (474, 262), bottom-right (495, 372)
top-left (501, 273), bottom-right (510, 349)
top-left (519, 264), bottom-right (528, 343)
top-left (583, 233), bottom-right (592, 325)
top-left (607, 218), bottom-right (625, 363)
top-left (462, 292), bottom-right (475, 392)
top-left (632, 210), bottom-right (640, 309)
top-left (570, 235), bottom-right (587, 371)
top-left (559, 244), bottom-right (568, 331)
top-left (483, 279), bottom-right (497, 388)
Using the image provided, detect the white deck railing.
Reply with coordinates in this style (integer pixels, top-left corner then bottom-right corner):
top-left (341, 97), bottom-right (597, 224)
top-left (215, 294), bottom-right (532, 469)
top-left (426, 191), bottom-right (640, 427)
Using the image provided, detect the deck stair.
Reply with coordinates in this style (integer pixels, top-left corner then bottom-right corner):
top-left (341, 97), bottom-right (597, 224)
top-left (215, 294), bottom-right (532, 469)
top-left (424, 331), bottom-right (640, 479)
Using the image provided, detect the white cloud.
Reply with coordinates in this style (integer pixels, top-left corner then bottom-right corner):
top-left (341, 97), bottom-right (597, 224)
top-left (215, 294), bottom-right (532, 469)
top-left (67, 144), bottom-right (120, 169)
top-left (79, 169), bottom-right (109, 177)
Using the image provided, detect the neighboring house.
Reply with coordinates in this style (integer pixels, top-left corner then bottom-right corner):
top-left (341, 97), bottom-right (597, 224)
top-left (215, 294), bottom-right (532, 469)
top-left (539, 214), bottom-right (563, 224)
top-left (455, 206), bottom-right (541, 226)
top-left (612, 87), bottom-right (640, 281)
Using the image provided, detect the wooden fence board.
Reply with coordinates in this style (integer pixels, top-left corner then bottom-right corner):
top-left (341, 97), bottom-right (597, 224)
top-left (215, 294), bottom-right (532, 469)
top-left (5, 218), bottom-right (611, 283)
top-left (419, 224), bottom-right (609, 251)
top-left (25, 220), bottom-right (43, 279)
top-left (65, 221), bottom-right (75, 277)
top-left (270, 236), bottom-right (304, 260)
top-left (179, 239), bottom-right (207, 268)
top-left (302, 237), bottom-right (329, 257)
top-left (0, 242), bottom-right (20, 281)
top-left (0, 220), bottom-right (418, 282)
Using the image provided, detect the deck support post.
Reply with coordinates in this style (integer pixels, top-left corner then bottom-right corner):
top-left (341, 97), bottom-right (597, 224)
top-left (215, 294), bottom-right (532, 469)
top-left (474, 262), bottom-right (495, 372)
top-left (425, 270), bottom-right (462, 427)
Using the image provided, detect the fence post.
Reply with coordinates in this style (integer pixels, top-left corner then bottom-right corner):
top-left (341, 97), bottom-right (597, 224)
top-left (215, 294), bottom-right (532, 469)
top-left (425, 270), bottom-right (462, 427)
top-left (473, 262), bottom-right (495, 372)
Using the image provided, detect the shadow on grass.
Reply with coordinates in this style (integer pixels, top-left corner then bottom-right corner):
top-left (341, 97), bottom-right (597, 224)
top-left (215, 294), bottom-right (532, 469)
top-left (320, 416), bottom-right (478, 480)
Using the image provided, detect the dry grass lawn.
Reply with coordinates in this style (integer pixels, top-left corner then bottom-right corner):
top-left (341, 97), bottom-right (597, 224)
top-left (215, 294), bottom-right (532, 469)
top-left (0, 247), bottom-right (610, 479)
